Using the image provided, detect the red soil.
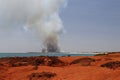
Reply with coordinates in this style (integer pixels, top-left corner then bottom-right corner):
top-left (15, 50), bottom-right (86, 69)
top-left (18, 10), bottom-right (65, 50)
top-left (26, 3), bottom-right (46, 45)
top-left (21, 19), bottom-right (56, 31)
top-left (0, 52), bottom-right (120, 80)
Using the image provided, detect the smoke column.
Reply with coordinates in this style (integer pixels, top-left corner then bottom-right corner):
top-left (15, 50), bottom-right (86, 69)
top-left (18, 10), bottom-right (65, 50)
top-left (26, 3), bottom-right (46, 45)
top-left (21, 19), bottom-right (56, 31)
top-left (0, 0), bottom-right (67, 52)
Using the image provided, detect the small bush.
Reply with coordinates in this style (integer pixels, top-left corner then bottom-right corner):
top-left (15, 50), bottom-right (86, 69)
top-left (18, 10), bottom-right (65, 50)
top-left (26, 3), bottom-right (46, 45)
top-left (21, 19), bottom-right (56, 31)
top-left (70, 57), bottom-right (95, 66)
top-left (101, 61), bottom-right (120, 69)
top-left (29, 72), bottom-right (56, 80)
top-left (94, 53), bottom-right (107, 56)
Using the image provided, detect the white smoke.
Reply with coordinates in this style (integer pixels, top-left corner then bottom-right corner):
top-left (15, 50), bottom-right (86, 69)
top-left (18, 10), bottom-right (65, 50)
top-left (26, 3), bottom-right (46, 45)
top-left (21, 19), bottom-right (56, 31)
top-left (0, 0), bottom-right (67, 52)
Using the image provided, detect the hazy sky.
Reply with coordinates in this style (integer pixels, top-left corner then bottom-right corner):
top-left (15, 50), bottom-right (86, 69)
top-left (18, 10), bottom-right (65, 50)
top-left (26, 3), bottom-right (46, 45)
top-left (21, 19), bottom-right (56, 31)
top-left (0, 0), bottom-right (120, 52)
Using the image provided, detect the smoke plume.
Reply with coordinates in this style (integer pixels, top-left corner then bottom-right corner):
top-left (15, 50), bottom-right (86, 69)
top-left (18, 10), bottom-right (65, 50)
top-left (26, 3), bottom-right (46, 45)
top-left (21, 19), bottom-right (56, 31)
top-left (0, 0), bottom-right (67, 52)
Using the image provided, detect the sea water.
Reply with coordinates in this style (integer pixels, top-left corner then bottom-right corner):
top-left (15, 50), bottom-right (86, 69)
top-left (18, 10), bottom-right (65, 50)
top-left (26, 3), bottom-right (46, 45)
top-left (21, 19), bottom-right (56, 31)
top-left (0, 53), bottom-right (95, 58)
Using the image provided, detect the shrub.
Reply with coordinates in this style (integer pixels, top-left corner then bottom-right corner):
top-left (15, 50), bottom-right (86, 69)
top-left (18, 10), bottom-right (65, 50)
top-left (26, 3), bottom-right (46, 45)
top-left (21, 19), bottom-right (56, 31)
top-left (70, 57), bottom-right (96, 66)
top-left (29, 72), bottom-right (56, 80)
top-left (101, 61), bottom-right (120, 69)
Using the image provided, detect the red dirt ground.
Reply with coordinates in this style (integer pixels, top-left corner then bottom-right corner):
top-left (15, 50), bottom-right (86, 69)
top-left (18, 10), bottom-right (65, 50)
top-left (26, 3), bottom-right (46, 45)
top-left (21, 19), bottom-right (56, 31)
top-left (0, 52), bottom-right (120, 80)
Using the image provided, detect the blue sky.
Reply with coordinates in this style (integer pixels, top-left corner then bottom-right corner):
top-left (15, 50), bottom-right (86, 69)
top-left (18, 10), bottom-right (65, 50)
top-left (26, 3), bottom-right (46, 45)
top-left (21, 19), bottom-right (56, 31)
top-left (0, 0), bottom-right (120, 52)
top-left (60, 0), bottom-right (120, 52)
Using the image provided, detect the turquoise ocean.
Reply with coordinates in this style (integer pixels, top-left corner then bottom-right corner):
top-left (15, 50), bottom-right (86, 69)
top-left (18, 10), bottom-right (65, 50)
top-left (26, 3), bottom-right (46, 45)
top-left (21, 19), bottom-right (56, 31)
top-left (0, 53), bottom-right (95, 58)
